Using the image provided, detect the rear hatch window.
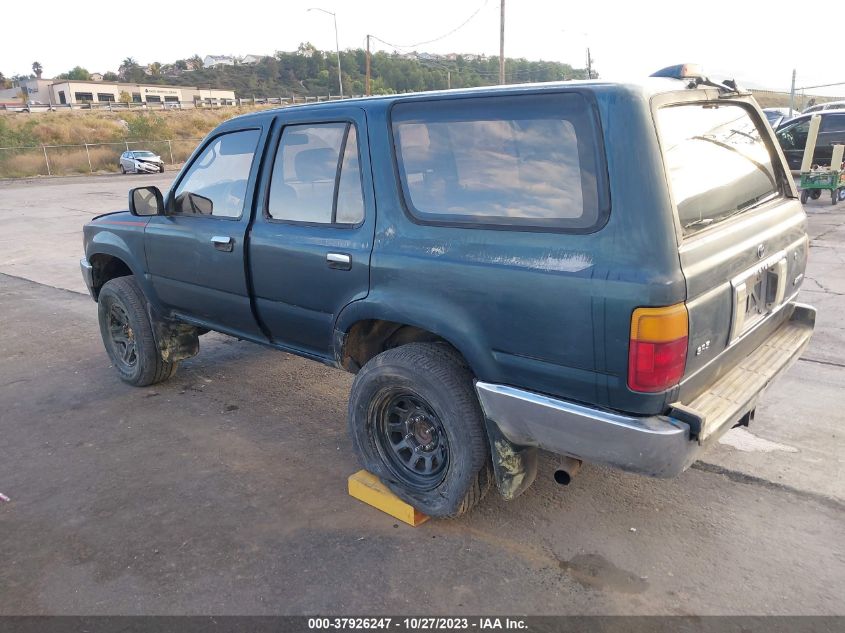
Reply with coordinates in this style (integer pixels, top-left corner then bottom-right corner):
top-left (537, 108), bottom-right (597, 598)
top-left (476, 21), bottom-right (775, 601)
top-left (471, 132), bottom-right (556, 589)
top-left (657, 103), bottom-right (781, 236)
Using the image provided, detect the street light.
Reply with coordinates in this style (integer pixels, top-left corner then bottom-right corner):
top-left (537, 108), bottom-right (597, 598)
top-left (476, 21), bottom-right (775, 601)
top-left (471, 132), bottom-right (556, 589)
top-left (308, 7), bottom-right (343, 99)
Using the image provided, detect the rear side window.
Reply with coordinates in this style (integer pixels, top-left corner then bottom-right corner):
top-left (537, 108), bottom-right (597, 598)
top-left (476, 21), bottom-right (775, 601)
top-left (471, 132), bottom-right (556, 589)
top-left (391, 93), bottom-right (605, 230)
top-left (267, 122), bottom-right (364, 225)
top-left (657, 104), bottom-right (781, 236)
top-left (820, 113), bottom-right (845, 148)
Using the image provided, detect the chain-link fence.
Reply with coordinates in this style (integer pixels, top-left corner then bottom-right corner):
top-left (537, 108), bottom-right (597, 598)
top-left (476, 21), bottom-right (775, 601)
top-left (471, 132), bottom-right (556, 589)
top-left (0, 139), bottom-right (203, 178)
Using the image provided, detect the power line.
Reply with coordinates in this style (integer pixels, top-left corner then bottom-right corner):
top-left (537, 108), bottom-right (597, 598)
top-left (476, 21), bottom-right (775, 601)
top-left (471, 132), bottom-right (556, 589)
top-left (369, 0), bottom-right (489, 50)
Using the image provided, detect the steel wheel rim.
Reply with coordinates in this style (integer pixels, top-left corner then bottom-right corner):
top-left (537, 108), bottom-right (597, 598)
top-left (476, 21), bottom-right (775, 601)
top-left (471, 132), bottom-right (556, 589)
top-left (373, 390), bottom-right (449, 491)
top-left (106, 301), bottom-right (138, 369)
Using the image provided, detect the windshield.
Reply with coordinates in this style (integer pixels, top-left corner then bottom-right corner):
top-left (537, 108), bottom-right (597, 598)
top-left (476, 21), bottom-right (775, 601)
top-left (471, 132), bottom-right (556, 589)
top-left (657, 103), bottom-right (780, 237)
top-left (133, 151), bottom-right (156, 158)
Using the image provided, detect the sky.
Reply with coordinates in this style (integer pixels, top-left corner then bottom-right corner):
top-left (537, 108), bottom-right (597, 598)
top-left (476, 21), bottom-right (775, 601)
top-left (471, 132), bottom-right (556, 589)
top-left (4, 0), bottom-right (844, 97)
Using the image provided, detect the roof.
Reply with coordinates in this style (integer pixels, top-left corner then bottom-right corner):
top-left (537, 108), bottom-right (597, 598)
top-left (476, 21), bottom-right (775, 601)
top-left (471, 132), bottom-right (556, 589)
top-left (227, 77), bottom-right (700, 124)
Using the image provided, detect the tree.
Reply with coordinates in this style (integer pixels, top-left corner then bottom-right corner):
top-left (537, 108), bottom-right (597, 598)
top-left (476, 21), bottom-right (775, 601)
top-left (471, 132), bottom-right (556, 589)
top-left (103, 71), bottom-right (119, 81)
top-left (188, 55), bottom-right (203, 70)
top-left (0, 71), bottom-right (9, 89)
top-left (32, 61), bottom-right (43, 79)
top-left (148, 62), bottom-right (162, 76)
top-left (119, 57), bottom-right (144, 82)
top-left (57, 66), bottom-right (91, 80)
top-left (118, 91), bottom-right (132, 103)
top-left (174, 59), bottom-right (188, 71)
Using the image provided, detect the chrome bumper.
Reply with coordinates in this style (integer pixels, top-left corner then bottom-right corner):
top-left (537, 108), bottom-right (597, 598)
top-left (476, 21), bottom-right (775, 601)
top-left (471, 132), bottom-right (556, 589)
top-left (476, 303), bottom-right (816, 478)
top-left (80, 257), bottom-right (96, 300)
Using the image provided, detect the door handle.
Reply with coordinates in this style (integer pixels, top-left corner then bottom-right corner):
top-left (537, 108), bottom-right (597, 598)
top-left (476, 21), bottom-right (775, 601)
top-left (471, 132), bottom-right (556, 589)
top-left (326, 252), bottom-right (352, 270)
top-left (210, 235), bottom-right (234, 252)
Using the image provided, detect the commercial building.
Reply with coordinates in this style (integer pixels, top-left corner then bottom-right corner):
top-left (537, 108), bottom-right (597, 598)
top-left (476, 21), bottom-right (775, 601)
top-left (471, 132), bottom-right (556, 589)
top-left (1, 78), bottom-right (235, 106)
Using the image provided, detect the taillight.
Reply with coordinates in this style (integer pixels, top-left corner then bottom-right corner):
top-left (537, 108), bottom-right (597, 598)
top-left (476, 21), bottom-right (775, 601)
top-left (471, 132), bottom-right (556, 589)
top-left (628, 303), bottom-right (688, 393)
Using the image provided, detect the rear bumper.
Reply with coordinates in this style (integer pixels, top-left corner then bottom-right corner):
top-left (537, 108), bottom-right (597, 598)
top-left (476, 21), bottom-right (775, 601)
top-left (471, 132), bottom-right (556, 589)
top-left (476, 303), bottom-right (816, 478)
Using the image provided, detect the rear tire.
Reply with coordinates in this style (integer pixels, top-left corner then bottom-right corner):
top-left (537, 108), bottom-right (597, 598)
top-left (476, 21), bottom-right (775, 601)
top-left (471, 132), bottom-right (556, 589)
top-left (800, 189), bottom-right (809, 204)
top-left (348, 343), bottom-right (492, 518)
top-left (97, 276), bottom-right (178, 387)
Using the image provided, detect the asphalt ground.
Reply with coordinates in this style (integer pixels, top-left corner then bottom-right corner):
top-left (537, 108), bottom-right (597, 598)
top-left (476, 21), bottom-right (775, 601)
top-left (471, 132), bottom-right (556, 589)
top-left (0, 174), bottom-right (843, 615)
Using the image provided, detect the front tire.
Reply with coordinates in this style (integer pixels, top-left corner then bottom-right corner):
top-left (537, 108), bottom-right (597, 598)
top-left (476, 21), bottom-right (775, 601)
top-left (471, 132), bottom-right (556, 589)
top-left (120, 164), bottom-right (126, 174)
top-left (97, 276), bottom-right (178, 386)
top-left (348, 343), bottom-right (492, 517)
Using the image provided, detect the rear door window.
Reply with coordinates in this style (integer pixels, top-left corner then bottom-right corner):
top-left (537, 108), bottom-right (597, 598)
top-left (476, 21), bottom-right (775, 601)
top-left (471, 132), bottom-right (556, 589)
top-left (267, 122), bottom-right (365, 225)
top-left (657, 103), bottom-right (781, 236)
top-left (391, 93), bottom-right (606, 231)
top-left (819, 113), bottom-right (845, 152)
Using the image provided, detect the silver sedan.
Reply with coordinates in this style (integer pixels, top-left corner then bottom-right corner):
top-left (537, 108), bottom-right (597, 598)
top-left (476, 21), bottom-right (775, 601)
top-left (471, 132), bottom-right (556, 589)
top-left (119, 150), bottom-right (165, 174)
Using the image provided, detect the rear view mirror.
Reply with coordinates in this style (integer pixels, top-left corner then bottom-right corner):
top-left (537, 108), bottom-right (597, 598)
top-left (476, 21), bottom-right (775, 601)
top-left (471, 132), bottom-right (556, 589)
top-left (129, 186), bottom-right (164, 216)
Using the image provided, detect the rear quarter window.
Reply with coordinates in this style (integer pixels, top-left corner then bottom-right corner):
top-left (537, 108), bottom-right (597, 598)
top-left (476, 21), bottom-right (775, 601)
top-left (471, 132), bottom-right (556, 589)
top-left (391, 92), bottom-right (606, 231)
top-left (657, 103), bottom-right (781, 236)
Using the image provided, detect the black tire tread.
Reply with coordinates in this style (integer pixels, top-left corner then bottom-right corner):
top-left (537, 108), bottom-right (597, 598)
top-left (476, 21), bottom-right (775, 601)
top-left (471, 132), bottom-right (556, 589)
top-left (98, 276), bottom-right (177, 387)
top-left (349, 342), bottom-right (492, 517)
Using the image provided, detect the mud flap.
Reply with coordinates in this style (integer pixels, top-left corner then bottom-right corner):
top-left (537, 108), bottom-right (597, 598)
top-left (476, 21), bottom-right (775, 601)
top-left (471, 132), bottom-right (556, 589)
top-left (148, 307), bottom-right (200, 363)
top-left (482, 418), bottom-right (538, 501)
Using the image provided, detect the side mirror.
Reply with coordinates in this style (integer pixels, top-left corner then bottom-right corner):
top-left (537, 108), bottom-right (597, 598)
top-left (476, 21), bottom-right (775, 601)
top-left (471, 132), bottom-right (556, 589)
top-left (129, 186), bottom-right (164, 216)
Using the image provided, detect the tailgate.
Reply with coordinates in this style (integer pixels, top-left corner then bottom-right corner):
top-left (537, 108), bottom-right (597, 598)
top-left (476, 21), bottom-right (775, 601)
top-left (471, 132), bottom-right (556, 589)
top-left (655, 98), bottom-right (809, 408)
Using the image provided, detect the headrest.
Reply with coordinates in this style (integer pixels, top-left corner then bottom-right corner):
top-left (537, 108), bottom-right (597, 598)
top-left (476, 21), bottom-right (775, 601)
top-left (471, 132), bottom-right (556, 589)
top-left (294, 147), bottom-right (337, 182)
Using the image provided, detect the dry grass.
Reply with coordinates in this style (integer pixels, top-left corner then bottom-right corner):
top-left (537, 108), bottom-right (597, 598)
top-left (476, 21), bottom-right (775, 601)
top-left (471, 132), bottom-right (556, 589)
top-left (0, 105), bottom-right (273, 146)
top-left (0, 105), bottom-right (276, 178)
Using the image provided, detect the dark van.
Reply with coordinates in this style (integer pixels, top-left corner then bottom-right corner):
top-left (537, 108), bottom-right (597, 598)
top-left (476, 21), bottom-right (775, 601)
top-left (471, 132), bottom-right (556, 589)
top-left (776, 109), bottom-right (845, 171)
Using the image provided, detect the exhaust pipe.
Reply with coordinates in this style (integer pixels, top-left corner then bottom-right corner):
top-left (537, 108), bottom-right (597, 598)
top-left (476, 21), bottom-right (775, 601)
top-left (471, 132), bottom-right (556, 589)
top-left (553, 456), bottom-right (582, 485)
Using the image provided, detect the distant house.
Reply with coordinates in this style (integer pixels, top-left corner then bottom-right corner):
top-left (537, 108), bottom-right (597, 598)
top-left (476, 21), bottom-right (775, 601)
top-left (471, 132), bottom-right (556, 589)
top-left (90, 73), bottom-right (104, 82)
top-left (240, 54), bottom-right (265, 65)
top-left (203, 55), bottom-right (235, 68)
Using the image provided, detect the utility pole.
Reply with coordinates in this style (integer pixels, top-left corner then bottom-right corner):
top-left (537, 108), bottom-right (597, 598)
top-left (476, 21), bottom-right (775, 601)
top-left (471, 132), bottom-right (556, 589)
top-left (789, 69), bottom-right (796, 117)
top-left (499, 0), bottom-right (506, 84)
top-left (366, 34), bottom-right (371, 96)
top-left (586, 48), bottom-right (592, 80)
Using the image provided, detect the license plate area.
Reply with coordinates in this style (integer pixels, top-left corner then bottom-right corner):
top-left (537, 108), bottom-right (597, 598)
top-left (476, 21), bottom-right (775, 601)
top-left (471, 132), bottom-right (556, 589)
top-left (729, 252), bottom-right (788, 343)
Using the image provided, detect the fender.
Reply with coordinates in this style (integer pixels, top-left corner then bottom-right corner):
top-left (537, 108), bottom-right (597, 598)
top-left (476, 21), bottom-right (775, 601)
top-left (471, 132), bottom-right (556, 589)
top-left (85, 227), bottom-right (165, 314)
top-left (333, 287), bottom-right (496, 382)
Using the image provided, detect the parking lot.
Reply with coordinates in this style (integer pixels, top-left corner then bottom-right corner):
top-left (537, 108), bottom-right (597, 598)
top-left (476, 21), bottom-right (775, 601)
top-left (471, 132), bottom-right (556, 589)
top-left (0, 174), bottom-right (843, 615)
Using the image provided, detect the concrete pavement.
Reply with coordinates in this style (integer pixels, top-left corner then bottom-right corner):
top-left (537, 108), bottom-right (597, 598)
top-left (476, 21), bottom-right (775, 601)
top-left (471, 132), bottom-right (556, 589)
top-left (0, 174), bottom-right (843, 615)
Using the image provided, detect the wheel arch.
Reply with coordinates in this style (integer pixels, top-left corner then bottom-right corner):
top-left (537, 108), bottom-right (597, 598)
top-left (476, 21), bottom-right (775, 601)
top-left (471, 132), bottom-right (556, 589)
top-left (86, 232), bottom-right (157, 308)
top-left (333, 299), bottom-right (491, 379)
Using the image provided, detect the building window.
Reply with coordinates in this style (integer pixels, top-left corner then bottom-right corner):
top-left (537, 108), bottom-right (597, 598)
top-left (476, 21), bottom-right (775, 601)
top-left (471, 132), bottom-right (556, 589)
top-left (58, 91), bottom-right (66, 104)
top-left (146, 95), bottom-right (161, 103)
top-left (164, 96), bottom-right (179, 103)
top-left (74, 92), bottom-right (94, 102)
top-left (132, 93), bottom-right (142, 103)
top-left (97, 93), bottom-right (115, 102)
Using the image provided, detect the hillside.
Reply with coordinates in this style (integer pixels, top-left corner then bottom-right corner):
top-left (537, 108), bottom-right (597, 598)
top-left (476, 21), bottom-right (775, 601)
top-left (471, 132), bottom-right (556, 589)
top-left (58, 45), bottom-right (591, 98)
